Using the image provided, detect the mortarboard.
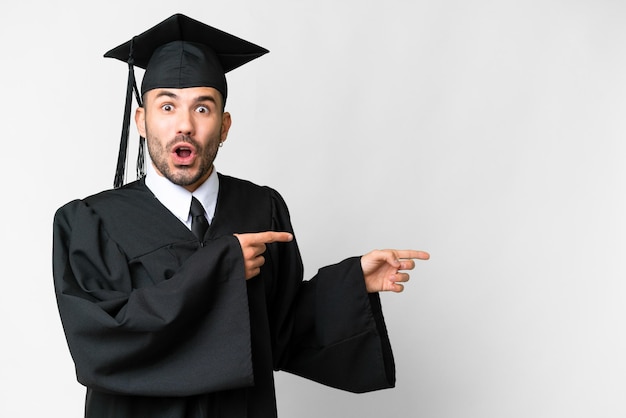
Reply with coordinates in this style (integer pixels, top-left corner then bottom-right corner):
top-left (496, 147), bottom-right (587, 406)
top-left (104, 13), bottom-right (269, 188)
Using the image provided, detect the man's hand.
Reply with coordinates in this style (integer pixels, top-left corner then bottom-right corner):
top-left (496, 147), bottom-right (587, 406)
top-left (234, 231), bottom-right (294, 279)
top-left (361, 249), bottom-right (430, 293)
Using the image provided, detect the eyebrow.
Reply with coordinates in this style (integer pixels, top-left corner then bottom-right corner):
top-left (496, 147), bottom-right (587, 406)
top-left (195, 95), bottom-right (218, 106)
top-left (153, 90), bottom-right (179, 100)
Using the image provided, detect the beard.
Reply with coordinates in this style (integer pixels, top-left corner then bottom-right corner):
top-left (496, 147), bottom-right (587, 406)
top-left (147, 132), bottom-right (221, 187)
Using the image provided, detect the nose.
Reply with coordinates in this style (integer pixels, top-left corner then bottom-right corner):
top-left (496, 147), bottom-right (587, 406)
top-left (176, 110), bottom-right (194, 136)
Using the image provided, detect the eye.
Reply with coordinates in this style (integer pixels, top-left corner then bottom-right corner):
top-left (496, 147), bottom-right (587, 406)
top-left (161, 104), bottom-right (174, 112)
top-left (196, 105), bottom-right (210, 114)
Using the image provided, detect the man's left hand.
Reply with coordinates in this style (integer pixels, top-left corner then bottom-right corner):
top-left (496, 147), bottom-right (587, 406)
top-left (361, 249), bottom-right (430, 293)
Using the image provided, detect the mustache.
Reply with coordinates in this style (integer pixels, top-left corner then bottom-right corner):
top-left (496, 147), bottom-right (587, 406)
top-left (166, 135), bottom-right (200, 150)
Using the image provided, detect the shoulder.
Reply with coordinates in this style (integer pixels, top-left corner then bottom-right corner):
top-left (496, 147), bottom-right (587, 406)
top-left (218, 173), bottom-right (273, 193)
top-left (54, 179), bottom-right (156, 230)
top-left (82, 180), bottom-right (151, 211)
top-left (218, 173), bottom-right (286, 204)
top-left (216, 173), bottom-right (294, 228)
top-left (53, 180), bottom-right (189, 256)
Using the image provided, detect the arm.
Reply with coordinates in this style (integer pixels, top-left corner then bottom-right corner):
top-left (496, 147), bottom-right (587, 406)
top-left (265, 190), bottom-right (430, 393)
top-left (281, 257), bottom-right (399, 393)
top-left (53, 200), bottom-right (253, 397)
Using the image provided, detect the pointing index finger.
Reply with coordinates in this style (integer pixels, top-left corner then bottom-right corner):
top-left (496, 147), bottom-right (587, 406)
top-left (396, 250), bottom-right (430, 260)
top-left (259, 231), bottom-right (294, 244)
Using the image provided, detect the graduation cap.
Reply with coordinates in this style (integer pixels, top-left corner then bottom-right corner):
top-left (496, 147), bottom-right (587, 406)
top-left (104, 13), bottom-right (269, 188)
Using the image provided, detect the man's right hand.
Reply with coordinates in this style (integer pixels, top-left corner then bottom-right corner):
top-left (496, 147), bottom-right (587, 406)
top-left (234, 231), bottom-right (294, 279)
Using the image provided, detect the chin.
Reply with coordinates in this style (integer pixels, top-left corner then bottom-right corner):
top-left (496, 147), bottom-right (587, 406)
top-left (166, 169), bottom-right (198, 186)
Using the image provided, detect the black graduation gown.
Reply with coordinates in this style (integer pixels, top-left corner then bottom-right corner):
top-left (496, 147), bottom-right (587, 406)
top-left (53, 174), bottom-right (395, 418)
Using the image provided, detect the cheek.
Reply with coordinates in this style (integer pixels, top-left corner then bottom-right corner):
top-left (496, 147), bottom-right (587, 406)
top-left (144, 126), bottom-right (168, 153)
top-left (144, 116), bottom-right (173, 140)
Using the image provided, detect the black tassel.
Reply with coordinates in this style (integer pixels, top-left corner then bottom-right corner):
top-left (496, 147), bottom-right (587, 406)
top-left (133, 79), bottom-right (146, 180)
top-left (113, 38), bottom-right (138, 189)
top-left (136, 136), bottom-right (146, 179)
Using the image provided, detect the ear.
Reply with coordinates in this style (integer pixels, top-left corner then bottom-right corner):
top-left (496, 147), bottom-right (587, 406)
top-left (135, 106), bottom-right (146, 138)
top-left (220, 111), bottom-right (232, 143)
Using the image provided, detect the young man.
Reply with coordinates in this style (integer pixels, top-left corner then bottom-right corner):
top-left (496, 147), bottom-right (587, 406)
top-left (52, 13), bottom-right (429, 418)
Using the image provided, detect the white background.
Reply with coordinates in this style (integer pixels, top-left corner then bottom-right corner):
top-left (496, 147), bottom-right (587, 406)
top-left (2, 0), bottom-right (626, 417)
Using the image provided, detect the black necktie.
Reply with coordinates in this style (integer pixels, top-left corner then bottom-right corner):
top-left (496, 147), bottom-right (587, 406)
top-left (190, 197), bottom-right (209, 241)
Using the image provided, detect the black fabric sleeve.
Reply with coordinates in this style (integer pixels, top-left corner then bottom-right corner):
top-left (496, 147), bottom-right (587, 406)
top-left (52, 200), bottom-right (254, 397)
top-left (267, 191), bottom-right (396, 393)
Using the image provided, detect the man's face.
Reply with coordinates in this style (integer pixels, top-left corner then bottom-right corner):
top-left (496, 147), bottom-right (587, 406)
top-left (135, 87), bottom-right (231, 192)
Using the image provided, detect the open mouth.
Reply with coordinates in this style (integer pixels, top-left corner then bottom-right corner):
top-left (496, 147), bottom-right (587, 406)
top-left (175, 146), bottom-right (193, 158)
top-left (171, 143), bottom-right (197, 164)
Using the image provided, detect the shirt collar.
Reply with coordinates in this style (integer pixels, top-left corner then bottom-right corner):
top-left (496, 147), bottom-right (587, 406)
top-left (145, 160), bottom-right (219, 226)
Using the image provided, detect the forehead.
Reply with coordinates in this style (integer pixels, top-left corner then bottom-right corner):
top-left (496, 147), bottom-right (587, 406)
top-left (145, 86), bottom-right (223, 105)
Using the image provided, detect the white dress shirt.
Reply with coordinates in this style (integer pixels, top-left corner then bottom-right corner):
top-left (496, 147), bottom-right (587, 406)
top-left (144, 160), bottom-right (219, 229)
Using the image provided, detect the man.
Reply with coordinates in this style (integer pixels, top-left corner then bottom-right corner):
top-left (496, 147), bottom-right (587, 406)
top-left (53, 13), bottom-right (429, 418)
